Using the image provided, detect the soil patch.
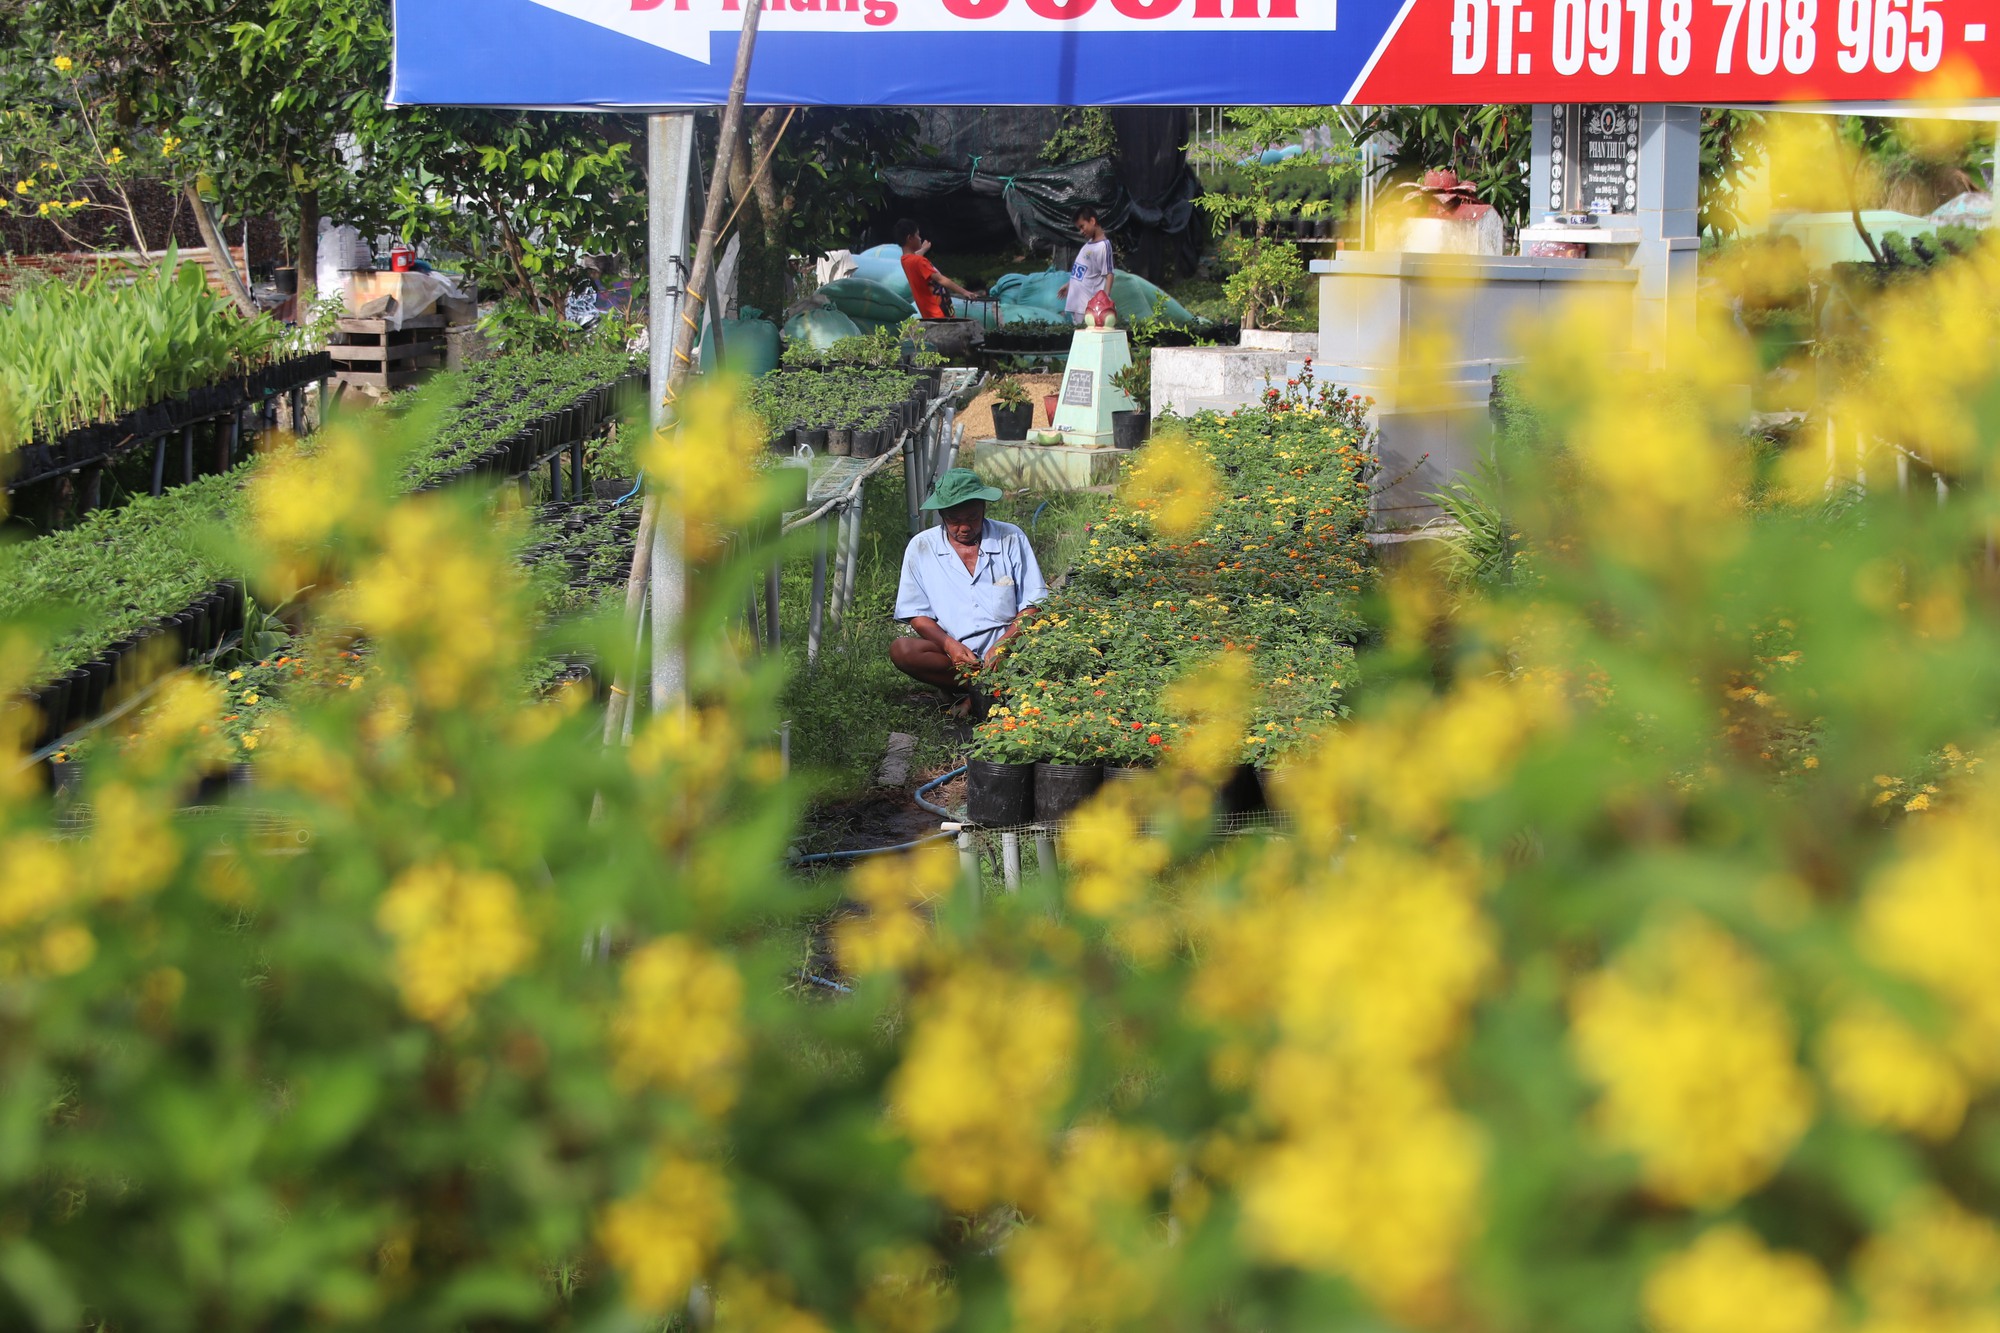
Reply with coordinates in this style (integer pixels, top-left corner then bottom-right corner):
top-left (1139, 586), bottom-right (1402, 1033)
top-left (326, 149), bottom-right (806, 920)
top-left (960, 372), bottom-right (1062, 443)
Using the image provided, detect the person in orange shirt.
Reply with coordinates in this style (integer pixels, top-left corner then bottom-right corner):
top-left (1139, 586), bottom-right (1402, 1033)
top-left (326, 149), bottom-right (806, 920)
top-left (896, 218), bottom-right (984, 321)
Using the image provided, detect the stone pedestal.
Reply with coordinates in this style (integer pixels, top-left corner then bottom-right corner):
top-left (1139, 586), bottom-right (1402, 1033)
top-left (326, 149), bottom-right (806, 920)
top-left (1148, 330), bottom-right (1319, 420)
top-left (1049, 327), bottom-right (1137, 448)
top-left (972, 438), bottom-right (1127, 491)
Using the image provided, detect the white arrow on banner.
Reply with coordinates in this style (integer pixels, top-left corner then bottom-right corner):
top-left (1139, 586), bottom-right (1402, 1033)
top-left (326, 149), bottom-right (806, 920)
top-left (527, 0), bottom-right (1333, 63)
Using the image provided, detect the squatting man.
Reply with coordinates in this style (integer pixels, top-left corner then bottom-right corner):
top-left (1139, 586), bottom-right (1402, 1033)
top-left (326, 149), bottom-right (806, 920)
top-left (889, 467), bottom-right (1048, 716)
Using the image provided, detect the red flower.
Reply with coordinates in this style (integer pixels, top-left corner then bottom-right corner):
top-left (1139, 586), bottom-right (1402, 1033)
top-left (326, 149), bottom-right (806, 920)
top-left (1147, 734), bottom-right (1162, 745)
top-left (1132, 721), bottom-right (1144, 730)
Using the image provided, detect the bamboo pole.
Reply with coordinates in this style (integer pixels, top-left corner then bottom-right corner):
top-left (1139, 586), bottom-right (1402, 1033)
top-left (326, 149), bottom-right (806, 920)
top-left (601, 0), bottom-right (765, 744)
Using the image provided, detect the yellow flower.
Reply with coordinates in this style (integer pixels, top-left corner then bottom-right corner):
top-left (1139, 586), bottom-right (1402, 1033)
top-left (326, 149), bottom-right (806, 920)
top-left (1859, 810), bottom-right (2000, 1080)
top-left (105, 146), bottom-right (124, 165)
top-left (227, 669), bottom-right (243, 683)
top-left (14, 180), bottom-right (32, 195)
top-left (0, 834), bottom-right (74, 931)
top-left (1819, 1001), bottom-right (1969, 1140)
top-left (889, 963), bottom-right (1076, 1210)
top-left (1643, 1225), bottom-right (1834, 1333)
top-left (38, 922), bottom-right (95, 976)
top-left (834, 842), bottom-right (953, 975)
top-left (1854, 1192), bottom-right (2000, 1332)
top-left (160, 134), bottom-right (181, 156)
top-left (52, 55), bottom-right (73, 72)
top-left (598, 1155), bottom-right (731, 1312)
top-left (1570, 914), bottom-right (1814, 1206)
top-left (375, 860), bottom-right (533, 1028)
top-left (611, 933), bottom-right (743, 1114)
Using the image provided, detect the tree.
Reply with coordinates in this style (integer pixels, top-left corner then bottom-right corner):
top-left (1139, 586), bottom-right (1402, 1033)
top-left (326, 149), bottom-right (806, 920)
top-left (1350, 104), bottom-right (1532, 227)
top-left (1192, 107), bottom-right (1354, 329)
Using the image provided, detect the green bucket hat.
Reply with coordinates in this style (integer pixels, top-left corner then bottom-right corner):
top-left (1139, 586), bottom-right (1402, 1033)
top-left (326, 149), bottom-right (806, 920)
top-left (920, 467), bottom-right (1003, 510)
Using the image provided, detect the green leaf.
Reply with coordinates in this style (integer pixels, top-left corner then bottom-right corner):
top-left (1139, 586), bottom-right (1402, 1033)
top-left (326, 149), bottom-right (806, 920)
top-left (0, 1242), bottom-right (79, 1332)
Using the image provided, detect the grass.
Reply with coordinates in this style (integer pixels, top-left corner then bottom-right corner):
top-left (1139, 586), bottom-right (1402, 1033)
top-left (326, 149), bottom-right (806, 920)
top-left (774, 462), bottom-right (1104, 796)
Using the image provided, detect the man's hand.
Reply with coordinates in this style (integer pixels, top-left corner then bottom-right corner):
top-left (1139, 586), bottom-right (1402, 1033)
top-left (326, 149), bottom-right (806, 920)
top-left (945, 639), bottom-right (981, 673)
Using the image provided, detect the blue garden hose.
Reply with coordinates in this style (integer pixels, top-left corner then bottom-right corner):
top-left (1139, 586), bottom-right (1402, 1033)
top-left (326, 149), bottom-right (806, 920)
top-left (614, 470), bottom-right (645, 506)
top-left (787, 766), bottom-right (967, 865)
top-left (788, 829), bottom-right (958, 866)
top-left (1030, 499), bottom-right (1050, 533)
top-left (913, 764), bottom-right (966, 819)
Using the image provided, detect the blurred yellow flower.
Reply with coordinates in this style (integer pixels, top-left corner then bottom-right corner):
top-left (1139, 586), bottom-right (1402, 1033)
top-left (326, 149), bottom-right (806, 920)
top-left (1570, 914), bottom-right (1814, 1206)
top-left (611, 933), bottom-right (744, 1114)
top-left (51, 55), bottom-right (72, 71)
top-left (889, 964), bottom-right (1076, 1210)
top-left (375, 860), bottom-right (532, 1028)
top-left (834, 842), bottom-right (952, 975)
top-left (598, 1155), bottom-right (731, 1312)
top-left (1119, 430), bottom-right (1217, 540)
top-left (1854, 1191), bottom-right (2000, 1333)
top-left (0, 834), bottom-right (73, 931)
top-left (1860, 809), bottom-right (2000, 1081)
top-left (1643, 1225), bottom-right (1833, 1333)
top-left (1820, 1001), bottom-right (1969, 1141)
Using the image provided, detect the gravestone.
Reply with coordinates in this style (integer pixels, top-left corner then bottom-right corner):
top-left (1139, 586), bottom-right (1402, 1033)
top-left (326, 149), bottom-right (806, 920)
top-left (1549, 103), bottom-right (1639, 217)
top-left (1049, 326), bottom-right (1137, 449)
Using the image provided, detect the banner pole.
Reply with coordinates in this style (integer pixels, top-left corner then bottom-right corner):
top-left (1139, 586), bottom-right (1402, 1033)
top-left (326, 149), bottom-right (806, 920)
top-left (651, 0), bottom-right (765, 716)
top-left (645, 111), bottom-right (696, 716)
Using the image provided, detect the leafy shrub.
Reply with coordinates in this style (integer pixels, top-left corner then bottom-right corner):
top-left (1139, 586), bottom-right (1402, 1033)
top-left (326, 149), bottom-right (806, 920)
top-left (2, 242), bottom-right (2000, 1333)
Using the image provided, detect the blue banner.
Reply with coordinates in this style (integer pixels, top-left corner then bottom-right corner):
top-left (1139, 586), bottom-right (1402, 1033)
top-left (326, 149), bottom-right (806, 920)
top-left (389, 0), bottom-right (1410, 107)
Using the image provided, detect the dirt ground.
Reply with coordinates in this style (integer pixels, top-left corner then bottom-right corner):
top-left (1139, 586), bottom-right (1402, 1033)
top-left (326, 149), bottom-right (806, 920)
top-left (803, 763), bottom-right (965, 856)
top-left (958, 372), bottom-right (1063, 441)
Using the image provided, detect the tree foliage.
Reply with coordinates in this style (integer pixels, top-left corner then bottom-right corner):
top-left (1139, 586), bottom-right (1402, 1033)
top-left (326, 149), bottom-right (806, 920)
top-left (1192, 108), bottom-right (1353, 328)
top-left (1351, 104), bottom-right (1532, 227)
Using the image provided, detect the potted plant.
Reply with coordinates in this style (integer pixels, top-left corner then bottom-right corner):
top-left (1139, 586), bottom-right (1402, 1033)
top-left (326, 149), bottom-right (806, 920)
top-left (990, 377), bottom-right (1032, 440)
top-left (1110, 362), bottom-right (1150, 450)
top-left (965, 716), bottom-right (1035, 826)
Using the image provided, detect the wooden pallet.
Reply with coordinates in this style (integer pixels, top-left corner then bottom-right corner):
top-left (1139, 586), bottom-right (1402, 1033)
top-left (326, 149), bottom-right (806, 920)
top-left (328, 315), bottom-right (447, 392)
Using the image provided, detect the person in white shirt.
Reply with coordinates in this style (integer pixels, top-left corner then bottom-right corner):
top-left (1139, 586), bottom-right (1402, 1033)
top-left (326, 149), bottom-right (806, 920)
top-left (1060, 206), bottom-right (1113, 325)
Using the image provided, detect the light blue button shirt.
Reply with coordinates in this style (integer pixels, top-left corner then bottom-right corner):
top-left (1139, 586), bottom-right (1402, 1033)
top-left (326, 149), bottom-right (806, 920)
top-left (894, 518), bottom-right (1050, 658)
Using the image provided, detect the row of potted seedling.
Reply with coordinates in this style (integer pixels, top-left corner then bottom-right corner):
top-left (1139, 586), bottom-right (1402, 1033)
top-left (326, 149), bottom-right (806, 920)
top-left (9, 352), bottom-right (336, 488)
top-left (19, 579), bottom-right (247, 754)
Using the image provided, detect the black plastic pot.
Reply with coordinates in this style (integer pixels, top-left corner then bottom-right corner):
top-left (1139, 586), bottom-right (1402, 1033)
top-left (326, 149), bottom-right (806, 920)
top-left (31, 680), bottom-right (68, 749)
top-left (827, 428), bottom-right (852, 457)
top-left (50, 756), bottom-right (84, 797)
top-left (1034, 762), bottom-right (1104, 824)
top-left (800, 427), bottom-right (827, 453)
top-left (83, 657), bottom-right (111, 716)
top-left (1111, 410), bottom-right (1148, 450)
top-left (966, 759), bottom-right (1035, 827)
top-left (1103, 765), bottom-right (1148, 782)
top-left (1216, 763), bottom-right (1268, 817)
top-left (991, 403), bottom-right (1032, 440)
top-left (60, 667), bottom-right (91, 728)
top-left (852, 428), bottom-right (881, 459)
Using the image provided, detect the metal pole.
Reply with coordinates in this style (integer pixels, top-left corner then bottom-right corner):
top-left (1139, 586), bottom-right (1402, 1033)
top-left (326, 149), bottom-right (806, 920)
top-left (836, 488), bottom-right (860, 628)
top-left (764, 562), bottom-right (781, 651)
top-left (644, 111), bottom-right (697, 715)
top-left (182, 423), bottom-right (195, 483)
top-left (902, 427), bottom-right (922, 535)
top-left (1034, 831), bottom-right (1056, 875)
top-left (806, 513), bottom-right (829, 665)
top-left (1000, 831), bottom-right (1021, 891)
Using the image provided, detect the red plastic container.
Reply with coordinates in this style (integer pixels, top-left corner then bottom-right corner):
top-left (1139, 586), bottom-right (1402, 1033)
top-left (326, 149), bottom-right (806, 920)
top-left (389, 243), bottom-right (415, 273)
